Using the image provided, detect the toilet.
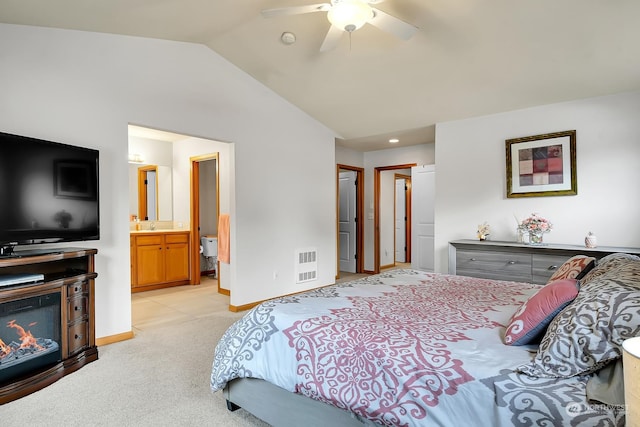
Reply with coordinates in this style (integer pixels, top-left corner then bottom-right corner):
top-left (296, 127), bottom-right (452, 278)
top-left (201, 235), bottom-right (218, 258)
top-left (200, 236), bottom-right (218, 277)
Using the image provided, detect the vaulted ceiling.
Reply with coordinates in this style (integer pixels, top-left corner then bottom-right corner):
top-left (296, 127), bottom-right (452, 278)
top-left (1, 0), bottom-right (639, 151)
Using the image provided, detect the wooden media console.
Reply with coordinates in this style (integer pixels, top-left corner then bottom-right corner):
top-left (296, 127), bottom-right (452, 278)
top-left (0, 248), bottom-right (98, 404)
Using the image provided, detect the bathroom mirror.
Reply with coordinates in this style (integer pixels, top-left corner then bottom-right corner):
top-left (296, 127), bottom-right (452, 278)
top-left (129, 164), bottom-right (173, 221)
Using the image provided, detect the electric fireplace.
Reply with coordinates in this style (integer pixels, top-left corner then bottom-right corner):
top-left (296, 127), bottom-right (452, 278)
top-left (0, 248), bottom-right (98, 404)
top-left (0, 292), bottom-right (62, 384)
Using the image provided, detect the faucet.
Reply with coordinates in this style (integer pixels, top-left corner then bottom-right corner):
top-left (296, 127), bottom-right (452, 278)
top-left (150, 222), bottom-right (156, 231)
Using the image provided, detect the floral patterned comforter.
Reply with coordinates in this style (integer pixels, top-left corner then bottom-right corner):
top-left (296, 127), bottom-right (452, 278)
top-left (210, 269), bottom-right (623, 426)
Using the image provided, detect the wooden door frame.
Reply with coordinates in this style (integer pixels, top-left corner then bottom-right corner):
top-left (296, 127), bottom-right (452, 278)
top-left (137, 165), bottom-right (158, 221)
top-left (374, 163), bottom-right (416, 273)
top-left (394, 173), bottom-right (412, 264)
top-left (336, 164), bottom-right (364, 279)
top-left (190, 153), bottom-right (220, 291)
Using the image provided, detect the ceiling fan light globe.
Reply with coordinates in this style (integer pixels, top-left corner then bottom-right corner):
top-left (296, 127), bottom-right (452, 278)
top-left (327, 0), bottom-right (373, 32)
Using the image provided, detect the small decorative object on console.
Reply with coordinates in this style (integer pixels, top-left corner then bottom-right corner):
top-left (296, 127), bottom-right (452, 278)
top-left (514, 214), bottom-right (527, 243)
top-left (585, 231), bottom-right (597, 248)
top-left (521, 213), bottom-right (552, 245)
top-left (477, 222), bottom-right (490, 241)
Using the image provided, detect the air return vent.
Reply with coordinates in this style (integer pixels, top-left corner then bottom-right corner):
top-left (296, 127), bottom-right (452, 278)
top-left (295, 248), bottom-right (318, 284)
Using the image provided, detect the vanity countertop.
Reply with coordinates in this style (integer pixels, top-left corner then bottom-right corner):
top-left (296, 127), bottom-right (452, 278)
top-left (130, 229), bottom-right (189, 234)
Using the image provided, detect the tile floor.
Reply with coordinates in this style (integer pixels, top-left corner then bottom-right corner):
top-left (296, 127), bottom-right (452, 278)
top-left (131, 263), bottom-right (410, 331)
top-left (131, 276), bottom-right (233, 331)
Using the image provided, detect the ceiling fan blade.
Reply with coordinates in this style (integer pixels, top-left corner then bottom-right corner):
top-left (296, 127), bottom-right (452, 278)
top-left (369, 7), bottom-right (418, 40)
top-left (261, 4), bottom-right (331, 18)
top-left (320, 25), bottom-right (344, 52)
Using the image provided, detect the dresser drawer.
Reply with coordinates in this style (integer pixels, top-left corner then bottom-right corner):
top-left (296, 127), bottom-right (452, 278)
top-left (135, 235), bottom-right (163, 246)
top-left (532, 254), bottom-right (571, 285)
top-left (68, 321), bottom-right (89, 355)
top-left (67, 296), bottom-right (89, 322)
top-left (456, 249), bottom-right (532, 282)
top-left (165, 233), bottom-right (189, 244)
top-left (67, 280), bottom-right (89, 297)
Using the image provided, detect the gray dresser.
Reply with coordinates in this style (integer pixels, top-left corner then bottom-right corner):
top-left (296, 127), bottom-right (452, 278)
top-left (448, 239), bottom-right (640, 284)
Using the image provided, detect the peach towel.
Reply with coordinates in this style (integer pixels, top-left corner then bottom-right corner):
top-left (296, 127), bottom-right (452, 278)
top-left (217, 214), bottom-right (230, 264)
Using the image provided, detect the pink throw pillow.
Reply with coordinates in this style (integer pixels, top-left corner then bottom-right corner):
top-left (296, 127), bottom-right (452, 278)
top-left (504, 278), bottom-right (579, 346)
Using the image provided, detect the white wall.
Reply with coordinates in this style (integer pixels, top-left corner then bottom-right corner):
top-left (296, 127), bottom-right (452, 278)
top-left (435, 90), bottom-right (640, 273)
top-left (336, 145), bottom-right (365, 167)
top-left (129, 136), bottom-right (174, 167)
top-left (0, 24), bottom-right (336, 338)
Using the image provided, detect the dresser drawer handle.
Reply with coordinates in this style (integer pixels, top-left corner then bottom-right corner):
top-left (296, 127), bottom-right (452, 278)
top-left (75, 334), bottom-right (83, 340)
top-left (548, 265), bottom-right (558, 270)
top-left (508, 261), bottom-right (516, 265)
top-left (75, 306), bottom-right (81, 311)
top-left (469, 258), bottom-right (476, 261)
top-left (73, 281), bottom-right (87, 293)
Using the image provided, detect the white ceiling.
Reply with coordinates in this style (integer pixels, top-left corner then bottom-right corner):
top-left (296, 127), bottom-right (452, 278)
top-left (2, 0), bottom-right (639, 151)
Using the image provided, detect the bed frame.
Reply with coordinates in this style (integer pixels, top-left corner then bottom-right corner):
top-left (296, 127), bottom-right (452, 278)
top-left (224, 378), bottom-right (370, 427)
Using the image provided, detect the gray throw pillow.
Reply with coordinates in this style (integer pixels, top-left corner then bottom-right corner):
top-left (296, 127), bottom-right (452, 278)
top-left (518, 253), bottom-right (640, 378)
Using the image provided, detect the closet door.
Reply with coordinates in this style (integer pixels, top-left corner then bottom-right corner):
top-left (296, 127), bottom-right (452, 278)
top-left (411, 165), bottom-right (435, 272)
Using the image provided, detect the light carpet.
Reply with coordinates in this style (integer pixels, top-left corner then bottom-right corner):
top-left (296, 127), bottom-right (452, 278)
top-left (1, 312), bottom-right (270, 427)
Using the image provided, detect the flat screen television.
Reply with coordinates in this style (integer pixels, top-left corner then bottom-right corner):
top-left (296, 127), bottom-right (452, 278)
top-left (0, 131), bottom-right (99, 256)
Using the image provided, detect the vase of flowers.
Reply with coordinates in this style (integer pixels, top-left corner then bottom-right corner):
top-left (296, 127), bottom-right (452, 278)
top-left (521, 213), bottom-right (552, 245)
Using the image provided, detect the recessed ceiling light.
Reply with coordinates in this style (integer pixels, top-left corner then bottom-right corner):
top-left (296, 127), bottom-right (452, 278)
top-left (389, 138), bottom-right (399, 143)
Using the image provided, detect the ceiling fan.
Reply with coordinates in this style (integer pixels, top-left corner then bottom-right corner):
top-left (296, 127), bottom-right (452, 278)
top-left (261, 0), bottom-right (418, 52)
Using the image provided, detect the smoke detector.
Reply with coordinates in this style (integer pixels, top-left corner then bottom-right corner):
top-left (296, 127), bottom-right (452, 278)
top-left (281, 32), bottom-right (296, 45)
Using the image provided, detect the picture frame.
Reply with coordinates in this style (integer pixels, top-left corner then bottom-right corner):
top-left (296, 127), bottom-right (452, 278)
top-left (54, 160), bottom-right (96, 200)
top-left (505, 130), bottom-right (577, 198)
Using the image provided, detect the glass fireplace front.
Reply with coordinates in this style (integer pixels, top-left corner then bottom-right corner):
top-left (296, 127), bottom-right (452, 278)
top-left (0, 292), bottom-right (61, 384)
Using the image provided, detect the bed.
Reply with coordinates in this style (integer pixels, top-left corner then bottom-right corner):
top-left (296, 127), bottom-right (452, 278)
top-left (211, 253), bottom-right (640, 426)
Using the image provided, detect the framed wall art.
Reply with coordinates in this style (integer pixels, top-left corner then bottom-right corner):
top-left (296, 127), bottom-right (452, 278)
top-left (505, 130), bottom-right (577, 198)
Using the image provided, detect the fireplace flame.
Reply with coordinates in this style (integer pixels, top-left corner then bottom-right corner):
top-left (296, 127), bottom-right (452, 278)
top-left (6, 320), bottom-right (45, 352)
top-left (1, 319), bottom-right (59, 374)
top-left (0, 337), bottom-right (10, 357)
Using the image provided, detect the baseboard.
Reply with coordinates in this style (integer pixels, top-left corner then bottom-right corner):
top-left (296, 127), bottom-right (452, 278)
top-left (96, 330), bottom-right (135, 346)
top-left (229, 302), bottom-right (258, 312)
top-left (380, 263), bottom-right (395, 270)
top-left (218, 287), bottom-right (230, 296)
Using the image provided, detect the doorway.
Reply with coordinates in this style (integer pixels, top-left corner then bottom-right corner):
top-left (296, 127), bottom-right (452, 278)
top-left (336, 164), bottom-right (364, 278)
top-left (374, 163), bottom-right (416, 273)
top-left (137, 165), bottom-right (158, 221)
top-left (394, 174), bottom-right (411, 264)
top-left (190, 153), bottom-right (221, 292)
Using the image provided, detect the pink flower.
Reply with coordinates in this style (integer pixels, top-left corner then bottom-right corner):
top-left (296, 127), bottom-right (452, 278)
top-left (521, 213), bottom-right (553, 233)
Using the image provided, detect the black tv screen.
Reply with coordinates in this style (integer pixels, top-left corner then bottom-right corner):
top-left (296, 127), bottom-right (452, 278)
top-left (0, 131), bottom-right (99, 253)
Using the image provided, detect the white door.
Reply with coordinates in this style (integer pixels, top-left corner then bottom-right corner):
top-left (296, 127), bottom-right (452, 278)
top-left (411, 165), bottom-right (435, 272)
top-left (338, 171), bottom-right (357, 273)
top-left (395, 178), bottom-right (406, 263)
